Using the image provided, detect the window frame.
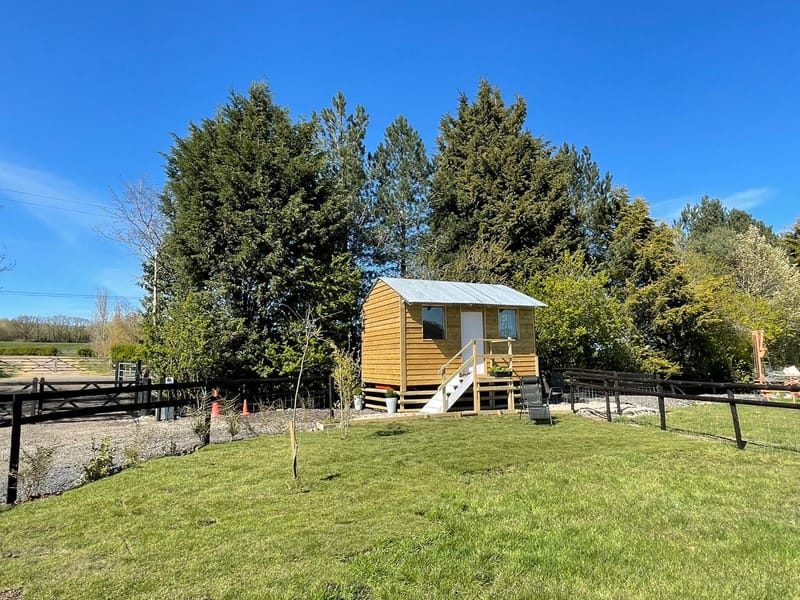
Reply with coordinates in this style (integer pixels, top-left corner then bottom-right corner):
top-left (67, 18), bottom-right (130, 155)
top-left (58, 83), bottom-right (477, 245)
top-left (498, 308), bottom-right (518, 340)
top-left (422, 305), bottom-right (446, 340)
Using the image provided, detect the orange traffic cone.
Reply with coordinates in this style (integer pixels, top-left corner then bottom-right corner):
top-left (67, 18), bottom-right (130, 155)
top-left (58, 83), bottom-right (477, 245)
top-left (211, 401), bottom-right (221, 417)
top-left (242, 399), bottom-right (250, 416)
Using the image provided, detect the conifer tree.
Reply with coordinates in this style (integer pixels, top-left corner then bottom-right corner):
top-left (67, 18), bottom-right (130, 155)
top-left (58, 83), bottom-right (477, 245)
top-left (317, 92), bottom-right (370, 262)
top-left (782, 218), bottom-right (800, 267)
top-left (154, 82), bottom-right (360, 377)
top-left (427, 80), bottom-right (580, 280)
top-left (367, 115), bottom-right (432, 277)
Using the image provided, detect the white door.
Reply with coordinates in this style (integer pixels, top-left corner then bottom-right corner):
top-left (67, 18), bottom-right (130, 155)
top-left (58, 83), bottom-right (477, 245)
top-left (461, 311), bottom-right (485, 374)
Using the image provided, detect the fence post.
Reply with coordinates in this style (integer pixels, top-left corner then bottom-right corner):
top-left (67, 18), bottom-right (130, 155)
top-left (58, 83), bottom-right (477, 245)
top-left (157, 377), bottom-right (165, 419)
top-left (603, 378), bottom-right (612, 422)
top-left (613, 372), bottom-right (621, 415)
top-left (203, 389), bottom-right (212, 445)
top-left (328, 375), bottom-right (335, 418)
top-left (569, 378), bottom-right (575, 413)
top-left (728, 389), bottom-right (745, 450)
top-left (6, 396), bottom-right (22, 505)
top-left (657, 382), bottom-right (666, 431)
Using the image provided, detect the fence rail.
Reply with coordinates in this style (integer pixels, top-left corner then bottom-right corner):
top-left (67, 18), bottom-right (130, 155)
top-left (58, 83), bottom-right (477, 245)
top-left (564, 370), bottom-right (800, 451)
top-left (3, 375), bottom-right (333, 505)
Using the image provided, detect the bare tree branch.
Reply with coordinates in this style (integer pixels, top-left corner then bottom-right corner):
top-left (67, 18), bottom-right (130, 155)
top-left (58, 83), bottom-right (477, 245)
top-left (99, 177), bottom-right (165, 262)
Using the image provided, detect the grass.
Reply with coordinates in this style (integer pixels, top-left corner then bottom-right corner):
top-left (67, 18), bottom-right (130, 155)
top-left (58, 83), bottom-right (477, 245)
top-left (1, 414), bottom-right (800, 598)
top-left (631, 401), bottom-right (800, 452)
top-left (0, 341), bottom-right (92, 357)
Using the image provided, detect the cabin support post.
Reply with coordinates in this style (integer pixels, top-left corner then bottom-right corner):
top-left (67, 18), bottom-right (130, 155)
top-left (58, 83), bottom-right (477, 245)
top-left (507, 338), bottom-right (514, 410)
top-left (472, 339), bottom-right (479, 412)
top-left (399, 299), bottom-right (407, 411)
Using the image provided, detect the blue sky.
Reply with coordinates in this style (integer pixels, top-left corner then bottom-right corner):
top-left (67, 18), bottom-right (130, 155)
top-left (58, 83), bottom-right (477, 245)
top-left (1, 0), bottom-right (798, 318)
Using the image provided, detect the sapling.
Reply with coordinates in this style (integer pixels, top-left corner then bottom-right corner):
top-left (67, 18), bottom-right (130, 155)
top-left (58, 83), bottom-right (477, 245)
top-left (289, 310), bottom-right (322, 480)
top-left (19, 443), bottom-right (57, 499)
top-left (331, 345), bottom-right (360, 439)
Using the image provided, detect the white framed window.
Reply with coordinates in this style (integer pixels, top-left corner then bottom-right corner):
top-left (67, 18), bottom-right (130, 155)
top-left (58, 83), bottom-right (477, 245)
top-left (498, 309), bottom-right (517, 339)
top-left (422, 306), bottom-right (446, 339)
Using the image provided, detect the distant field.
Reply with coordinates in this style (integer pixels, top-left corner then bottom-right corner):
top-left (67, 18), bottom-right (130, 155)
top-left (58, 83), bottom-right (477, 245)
top-left (1, 414), bottom-right (799, 598)
top-left (0, 341), bottom-right (92, 357)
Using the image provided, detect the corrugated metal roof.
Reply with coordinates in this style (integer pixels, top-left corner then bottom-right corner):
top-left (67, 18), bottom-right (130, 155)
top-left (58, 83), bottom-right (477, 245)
top-left (378, 277), bottom-right (547, 308)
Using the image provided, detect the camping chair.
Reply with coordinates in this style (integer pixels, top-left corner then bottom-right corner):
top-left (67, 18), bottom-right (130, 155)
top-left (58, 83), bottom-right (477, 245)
top-left (544, 373), bottom-right (564, 404)
top-left (520, 376), bottom-right (552, 425)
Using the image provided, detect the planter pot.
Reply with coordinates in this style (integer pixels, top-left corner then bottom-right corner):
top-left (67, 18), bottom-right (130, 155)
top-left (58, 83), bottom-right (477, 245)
top-left (353, 395), bottom-right (364, 411)
top-left (386, 396), bottom-right (398, 414)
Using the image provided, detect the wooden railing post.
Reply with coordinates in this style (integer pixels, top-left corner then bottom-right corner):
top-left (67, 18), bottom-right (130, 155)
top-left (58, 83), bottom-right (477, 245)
top-left (6, 396), bottom-right (22, 505)
top-left (728, 389), bottom-right (745, 449)
top-left (472, 339), bottom-right (479, 412)
top-left (613, 372), bottom-right (621, 414)
top-left (657, 382), bottom-right (666, 431)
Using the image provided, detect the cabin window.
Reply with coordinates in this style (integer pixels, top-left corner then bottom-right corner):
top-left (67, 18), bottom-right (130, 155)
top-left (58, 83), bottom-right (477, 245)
top-left (498, 309), bottom-right (517, 339)
top-left (422, 306), bottom-right (446, 339)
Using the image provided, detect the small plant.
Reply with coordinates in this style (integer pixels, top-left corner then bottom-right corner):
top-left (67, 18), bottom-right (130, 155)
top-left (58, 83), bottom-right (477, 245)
top-left (384, 388), bottom-right (397, 398)
top-left (220, 396), bottom-right (242, 441)
top-left (77, 347), bottom-right (95, 357)
top-left (489, 365), bottom-right (512, 376)
top-left (331, 346), bottom-right (360, 439)
top-left (186, 394), bottom-right (211, 445)
top-left (82, 436), bottom-right (116, 483)
top-left (122, 418), bottom-right (151, 468)
top-left (19, 444), bottom-right (57, 499)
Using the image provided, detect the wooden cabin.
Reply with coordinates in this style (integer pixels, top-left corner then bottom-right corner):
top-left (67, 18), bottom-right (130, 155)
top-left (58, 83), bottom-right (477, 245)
top-left (361, 277), bottom-right (546, 413)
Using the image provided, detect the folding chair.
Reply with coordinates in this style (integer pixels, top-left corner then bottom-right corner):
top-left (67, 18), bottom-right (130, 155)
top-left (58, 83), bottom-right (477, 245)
top-left (520, 376), bottom-right (552, 425)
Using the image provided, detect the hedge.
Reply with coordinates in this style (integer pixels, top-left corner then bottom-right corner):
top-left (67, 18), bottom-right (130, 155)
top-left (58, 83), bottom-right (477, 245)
top-left (0, 346), bottom-right (59, 356)
top-left (110, 344), bottom-right (146, 364)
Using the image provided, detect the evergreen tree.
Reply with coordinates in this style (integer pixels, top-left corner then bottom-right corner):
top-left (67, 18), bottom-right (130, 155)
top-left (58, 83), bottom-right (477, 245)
top-left (427, 80), bottom-right (580, 280)
top-left (782, 218), bottom-right (800, 267)
top-left (560, 144), bottom-right (622, 266)
top-left (155, 82), bottom-right (360, 377)
top-left (367, 115), bottom-right (432, 277)
top-left (676, 195), bottom-right (776, 256)
top-left (608, 198), bottom-right (727, 378)
top-left (317, 92), bottom-right (370, 262)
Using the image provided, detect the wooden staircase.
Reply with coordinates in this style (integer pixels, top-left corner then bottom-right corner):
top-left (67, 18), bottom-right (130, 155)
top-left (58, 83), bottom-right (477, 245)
top-left (422, 338), bottom-right (522, 414)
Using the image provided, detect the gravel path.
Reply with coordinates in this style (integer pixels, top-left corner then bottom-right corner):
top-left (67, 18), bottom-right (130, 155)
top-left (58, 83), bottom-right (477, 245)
top-left (571, 394), bottom-right (693, 419)
top-left (0, 407), bottom-right (388, 504)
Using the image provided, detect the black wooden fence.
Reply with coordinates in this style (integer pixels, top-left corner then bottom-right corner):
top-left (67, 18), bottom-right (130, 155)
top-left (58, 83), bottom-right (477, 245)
top-left (2, 376), bottom-right (333, 504)
top-left (563, 369), bottom-right (800, 450)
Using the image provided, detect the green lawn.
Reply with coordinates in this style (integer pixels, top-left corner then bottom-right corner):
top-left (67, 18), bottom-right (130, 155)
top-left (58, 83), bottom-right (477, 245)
top-left (2, 414), bottom-right (800, 599)
top-left (631, 401), bottom-right (800, 452)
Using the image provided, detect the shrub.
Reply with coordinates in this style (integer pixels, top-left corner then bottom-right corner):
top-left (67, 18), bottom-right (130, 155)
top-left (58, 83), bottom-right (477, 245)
top-left (82, 436), bottom-right (116, 482)
top-left (77, 347), bottom-right (95, 357)
top-left (110, 344), bottom-right (146, 364)
top-left (19, 444), bottom-right (57, 499)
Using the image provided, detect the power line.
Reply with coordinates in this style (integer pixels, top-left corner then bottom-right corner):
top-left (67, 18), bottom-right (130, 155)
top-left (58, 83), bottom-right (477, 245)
top-left (0, 289), bottom-right (141, 301)
top-left (0, 195), bottom-right (107, 217)
top-left (0, 186), bottom-right (109, 209)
